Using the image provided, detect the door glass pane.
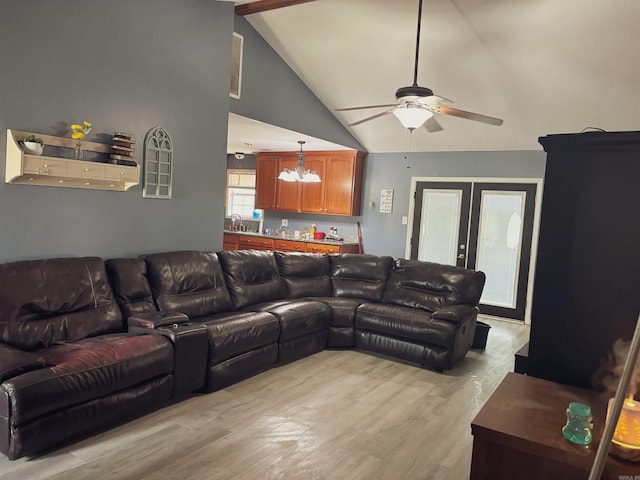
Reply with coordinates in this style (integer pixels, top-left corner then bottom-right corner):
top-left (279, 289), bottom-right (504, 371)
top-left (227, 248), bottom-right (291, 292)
top-left (418, 189), bottom-right (462, 265)
top-left (476, 191), bottom-right (526, 308)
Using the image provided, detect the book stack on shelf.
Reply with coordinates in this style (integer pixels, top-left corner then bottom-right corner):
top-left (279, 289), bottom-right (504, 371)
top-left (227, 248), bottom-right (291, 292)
top-left (110, 133), bottom-right (137, 166)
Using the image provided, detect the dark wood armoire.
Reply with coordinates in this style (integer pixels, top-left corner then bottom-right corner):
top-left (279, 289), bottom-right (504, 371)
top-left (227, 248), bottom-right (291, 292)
top-left (528, 131), bottom-right (640, 389)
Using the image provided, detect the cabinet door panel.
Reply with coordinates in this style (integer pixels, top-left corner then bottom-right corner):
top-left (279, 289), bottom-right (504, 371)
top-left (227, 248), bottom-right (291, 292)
top-left (325, 156), bottom-right (356, 215)
top-left (276, 156), bottom-right (301, 212)
top-left (255, 156), bottom-right (277, 210)
top-left (300, 156), bottom-right (327, 213)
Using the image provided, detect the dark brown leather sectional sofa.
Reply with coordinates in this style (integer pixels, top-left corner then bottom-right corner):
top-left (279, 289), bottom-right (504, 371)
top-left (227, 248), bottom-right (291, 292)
top-left (0, 250), bottom-right (485, 460)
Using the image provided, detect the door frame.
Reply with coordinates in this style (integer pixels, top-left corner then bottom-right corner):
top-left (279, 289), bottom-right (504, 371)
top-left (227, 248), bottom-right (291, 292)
top-left (405, 177), bottom-right (544, 325)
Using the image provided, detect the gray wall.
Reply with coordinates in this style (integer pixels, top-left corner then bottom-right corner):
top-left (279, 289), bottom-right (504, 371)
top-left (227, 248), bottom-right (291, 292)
top-left (0, 1), bottom-right (546, 263)
top-left (264, 149), bottom-right (546, 258)
top-left (0, 0), bottom-right (234, 262)
top-left (231, 16), bottom-right (363, 151)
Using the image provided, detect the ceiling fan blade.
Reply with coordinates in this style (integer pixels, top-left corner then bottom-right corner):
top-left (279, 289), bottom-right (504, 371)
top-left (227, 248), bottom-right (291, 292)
top-left (424, 116), bottom-right (443, 132)
top-left (434, 105), bottom-right (503, 126)
top-left (348, 109), bottom-right (394, 127)
top-left (336, 104), bottom-right (398, 112)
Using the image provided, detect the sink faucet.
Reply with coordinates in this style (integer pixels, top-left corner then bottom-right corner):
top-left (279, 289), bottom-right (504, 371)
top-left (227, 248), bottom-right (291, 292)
top-left (230, 214), bottom-right (242, 231)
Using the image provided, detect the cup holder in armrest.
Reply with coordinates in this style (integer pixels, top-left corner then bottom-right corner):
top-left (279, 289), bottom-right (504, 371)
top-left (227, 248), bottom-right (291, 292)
top-left (172, 322), bottom-right (193, 329)
top-left (128, 312), bottom-right (190, 330)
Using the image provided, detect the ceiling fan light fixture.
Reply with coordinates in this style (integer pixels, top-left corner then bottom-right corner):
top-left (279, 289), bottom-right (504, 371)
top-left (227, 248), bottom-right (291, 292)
top-left (393, 105), bottom-right (433, 130)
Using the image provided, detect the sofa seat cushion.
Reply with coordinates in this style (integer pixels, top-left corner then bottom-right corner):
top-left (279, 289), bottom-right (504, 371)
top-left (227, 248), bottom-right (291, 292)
top-left (2, 333), bottom-right (173, 427)
top-left (355, 303), bottom-right (460, 349)
top-left (246, 301), bottom-right (330, 342)
top-left (309, 297), bottom-right (368, 327)
top-left (197, 311), bottom-right (280, 365)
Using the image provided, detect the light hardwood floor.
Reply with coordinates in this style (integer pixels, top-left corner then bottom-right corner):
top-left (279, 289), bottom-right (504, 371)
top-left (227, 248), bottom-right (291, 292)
top-left (0, 317), bottom-right (529, 480)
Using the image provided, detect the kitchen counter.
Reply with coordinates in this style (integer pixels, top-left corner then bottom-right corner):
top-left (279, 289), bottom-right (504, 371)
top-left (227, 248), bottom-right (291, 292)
top-left (223, 229), bottom-right (358, 246)
top-left (223, 230), bottom-right (360, 254)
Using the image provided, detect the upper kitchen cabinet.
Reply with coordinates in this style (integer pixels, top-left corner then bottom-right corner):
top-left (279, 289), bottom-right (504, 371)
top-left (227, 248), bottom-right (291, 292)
top-left (299, 155), bottom-right (326, 214)
top-left (276, 155), bottom-right (301, 212)
top-left (318, 151), bottom-right (365, 216)
top-left (256, 150), bottom-right (366, 217)
top-left (255, 155), bottom-right (277, 210)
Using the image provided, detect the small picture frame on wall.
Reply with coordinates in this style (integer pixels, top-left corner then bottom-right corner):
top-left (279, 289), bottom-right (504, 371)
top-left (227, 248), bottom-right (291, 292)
top-left (380, 188), bottom-right (394, 213)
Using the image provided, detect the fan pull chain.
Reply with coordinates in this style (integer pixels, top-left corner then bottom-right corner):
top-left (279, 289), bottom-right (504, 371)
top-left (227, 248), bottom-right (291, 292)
top-left (405, 129), bottom-right (413, 169)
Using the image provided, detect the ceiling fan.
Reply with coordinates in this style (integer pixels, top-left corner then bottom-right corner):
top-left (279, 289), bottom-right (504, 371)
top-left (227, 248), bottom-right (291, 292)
top-left (335, 0), bottom-right (503, 132)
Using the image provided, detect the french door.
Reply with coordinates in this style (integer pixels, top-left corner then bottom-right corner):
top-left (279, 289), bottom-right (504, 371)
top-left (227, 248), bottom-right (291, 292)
top-left (410, 180), bottom-right (538, 321)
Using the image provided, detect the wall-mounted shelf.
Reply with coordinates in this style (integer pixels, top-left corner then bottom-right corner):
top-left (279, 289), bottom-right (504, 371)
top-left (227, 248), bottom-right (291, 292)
top-left (5, 129), bottom-right (140, 191)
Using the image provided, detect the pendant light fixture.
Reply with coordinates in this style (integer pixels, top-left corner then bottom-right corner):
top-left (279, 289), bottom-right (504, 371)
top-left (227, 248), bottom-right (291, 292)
top-left (277, 141), bottom-right (321, 183)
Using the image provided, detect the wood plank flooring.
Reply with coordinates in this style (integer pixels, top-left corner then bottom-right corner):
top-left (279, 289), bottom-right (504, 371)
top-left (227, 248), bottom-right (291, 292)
top-left (0, 318), bottom-right (529, 480)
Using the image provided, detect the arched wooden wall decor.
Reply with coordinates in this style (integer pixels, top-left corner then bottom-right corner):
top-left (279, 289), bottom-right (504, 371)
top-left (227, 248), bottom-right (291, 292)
top-left (143, 126), bottom-right (173, 199)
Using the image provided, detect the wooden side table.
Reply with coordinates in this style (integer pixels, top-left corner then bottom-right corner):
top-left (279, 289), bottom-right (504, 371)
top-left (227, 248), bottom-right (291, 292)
top-left (471, 372), bottom-right (640, 480)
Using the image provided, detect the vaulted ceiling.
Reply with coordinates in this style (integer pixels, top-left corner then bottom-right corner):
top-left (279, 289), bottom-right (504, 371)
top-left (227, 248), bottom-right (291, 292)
top-left (229, 0), bottom-right (640, 153)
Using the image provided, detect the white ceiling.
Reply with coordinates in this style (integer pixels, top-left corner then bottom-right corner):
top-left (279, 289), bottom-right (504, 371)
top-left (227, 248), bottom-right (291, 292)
top-left (227, 113), bottom-right (355, 153)
top-left (229, 0), bottom-right (640, 153)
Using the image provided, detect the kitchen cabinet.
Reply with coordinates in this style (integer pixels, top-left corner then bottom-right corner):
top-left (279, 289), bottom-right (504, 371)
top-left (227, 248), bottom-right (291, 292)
top-left (255, 155), bottom-right (277, 209)
top-left (256, 150), bottom-right (366, 217)
top-left (275, 156), bottom-right (301, 212)
top-left (299, 155), bottom-right (326, 213)
top-left (223, 233), bottom-right (239, 251)
top-left (319, 152), bottom-right (366, 216)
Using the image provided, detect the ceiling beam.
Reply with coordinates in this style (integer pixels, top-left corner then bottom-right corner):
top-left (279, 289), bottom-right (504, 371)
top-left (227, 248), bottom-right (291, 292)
top-left (235, 0), bottom-right (317, 16)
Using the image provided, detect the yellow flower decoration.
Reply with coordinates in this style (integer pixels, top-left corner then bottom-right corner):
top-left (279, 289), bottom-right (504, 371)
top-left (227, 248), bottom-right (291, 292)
top-left (69, 120), bottom-right (92, 140)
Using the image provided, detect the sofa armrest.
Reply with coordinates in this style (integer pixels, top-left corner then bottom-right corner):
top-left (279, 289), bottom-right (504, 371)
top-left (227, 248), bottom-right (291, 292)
top-left (128, 312), bottom-right (190, 330)
top-left (431, 305), bottom-right (479, 325)
top-left (0, 343), bottom-right (46, 383)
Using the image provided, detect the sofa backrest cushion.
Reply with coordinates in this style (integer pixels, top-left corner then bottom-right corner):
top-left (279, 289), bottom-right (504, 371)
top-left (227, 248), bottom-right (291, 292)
top-left (0, 257), bottom-right (122, 350)
top-left (274, 252), bottom-right (332, 298)
top-left (382, 259), bottom-right (486, 312)
top-left (142, 251), bottom-right (234, 318)
top-left (105, 257), bottom-right (157, 318)
top-left (218, 250), bottom-right (286, 309)
top-left (330, 254), bottom-right (393, 302)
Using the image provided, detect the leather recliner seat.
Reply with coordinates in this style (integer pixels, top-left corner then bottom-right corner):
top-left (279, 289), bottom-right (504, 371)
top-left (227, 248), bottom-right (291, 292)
top-left (356, 258), bottom-right (486, 371)
top-left (107, 251), bottom-right (281, 392)
top-left (0, 257), bottom-right (174, 460)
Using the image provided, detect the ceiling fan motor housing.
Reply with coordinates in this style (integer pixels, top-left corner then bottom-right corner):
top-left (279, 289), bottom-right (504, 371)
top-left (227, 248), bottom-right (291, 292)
top-left (395, 85), bottom-right (434, 100)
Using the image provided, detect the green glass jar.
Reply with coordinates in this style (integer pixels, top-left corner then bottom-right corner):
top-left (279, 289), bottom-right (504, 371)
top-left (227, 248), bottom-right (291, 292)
top-left (562, 402), bottom-right (593, 445)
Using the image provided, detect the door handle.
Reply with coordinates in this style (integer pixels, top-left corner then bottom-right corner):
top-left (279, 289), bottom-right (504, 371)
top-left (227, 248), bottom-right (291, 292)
top-left (457, 253), bottom-right (465, 259)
